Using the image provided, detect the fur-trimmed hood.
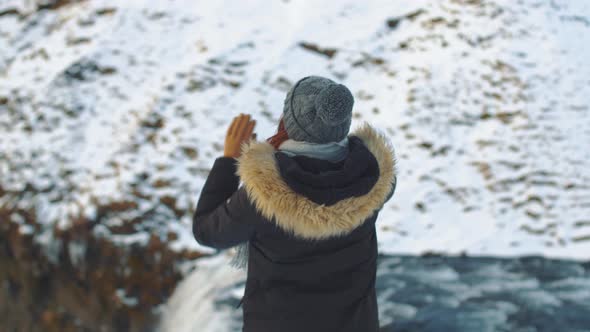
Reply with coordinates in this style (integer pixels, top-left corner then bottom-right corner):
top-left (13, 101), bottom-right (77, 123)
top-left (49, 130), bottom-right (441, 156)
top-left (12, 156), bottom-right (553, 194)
top-left (236, 122), bottom-right (397, 240)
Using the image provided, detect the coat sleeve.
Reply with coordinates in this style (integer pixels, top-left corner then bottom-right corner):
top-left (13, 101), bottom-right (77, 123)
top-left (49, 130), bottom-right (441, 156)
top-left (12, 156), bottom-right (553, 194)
top-left (192, 156), bottom-right (258, 250)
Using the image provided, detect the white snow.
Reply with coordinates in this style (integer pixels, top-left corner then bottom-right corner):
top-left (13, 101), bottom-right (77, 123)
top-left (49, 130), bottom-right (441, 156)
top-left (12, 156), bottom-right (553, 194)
top-left (0, 0), bottom-right (588, 290)
top-left (115, 288), bottom-right (139, 307)
top-left (158, 254), bottom-right (246, 332)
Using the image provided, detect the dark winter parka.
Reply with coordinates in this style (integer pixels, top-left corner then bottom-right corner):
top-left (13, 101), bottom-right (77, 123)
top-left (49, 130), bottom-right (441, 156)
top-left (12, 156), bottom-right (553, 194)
top-left (192, 123), bottom-right (397, 332)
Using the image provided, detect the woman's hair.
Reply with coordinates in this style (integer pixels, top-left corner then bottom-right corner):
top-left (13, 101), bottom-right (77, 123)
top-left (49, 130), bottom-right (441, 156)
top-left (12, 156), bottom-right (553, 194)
top-left (267, 116), bottom-right (289, 150)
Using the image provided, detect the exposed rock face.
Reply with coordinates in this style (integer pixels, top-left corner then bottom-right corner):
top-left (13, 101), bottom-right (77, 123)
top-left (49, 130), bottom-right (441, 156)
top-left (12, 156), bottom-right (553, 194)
top-left (0, 201), bottom-right (205, 332)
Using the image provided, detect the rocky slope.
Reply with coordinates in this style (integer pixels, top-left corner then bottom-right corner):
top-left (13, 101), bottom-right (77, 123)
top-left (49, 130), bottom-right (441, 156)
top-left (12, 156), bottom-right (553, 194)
top-left (0, 196), bottom-right (205, 331)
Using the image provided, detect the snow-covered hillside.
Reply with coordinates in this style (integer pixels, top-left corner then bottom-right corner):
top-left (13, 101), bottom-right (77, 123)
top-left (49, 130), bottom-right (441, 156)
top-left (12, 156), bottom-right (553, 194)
top-left (2, 0), bottom-right (589, 261)
top-left (2, 0), bottom-right (590, 331)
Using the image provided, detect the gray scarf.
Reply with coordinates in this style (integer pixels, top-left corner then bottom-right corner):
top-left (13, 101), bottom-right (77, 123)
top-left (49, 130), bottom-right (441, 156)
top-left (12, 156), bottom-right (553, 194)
top-left (229, 137), bottom-right (350, 269)
top-left (277, 137), bottom-right (349, 162)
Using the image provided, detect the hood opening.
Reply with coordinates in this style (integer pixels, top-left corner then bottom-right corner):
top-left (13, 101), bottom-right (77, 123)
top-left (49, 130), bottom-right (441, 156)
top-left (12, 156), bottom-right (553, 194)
top-left (275, 136), bottom-right (380, 206)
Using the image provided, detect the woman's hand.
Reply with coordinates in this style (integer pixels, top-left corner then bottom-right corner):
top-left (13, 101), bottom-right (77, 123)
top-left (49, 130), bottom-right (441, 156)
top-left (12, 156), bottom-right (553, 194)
top-left (224, 113), bottom-right (256, 158)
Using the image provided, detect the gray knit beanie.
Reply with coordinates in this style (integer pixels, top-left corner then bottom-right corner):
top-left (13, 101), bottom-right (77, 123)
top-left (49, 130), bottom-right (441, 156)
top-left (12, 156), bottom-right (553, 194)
top-left (282, 75), bottom-right (354, 144)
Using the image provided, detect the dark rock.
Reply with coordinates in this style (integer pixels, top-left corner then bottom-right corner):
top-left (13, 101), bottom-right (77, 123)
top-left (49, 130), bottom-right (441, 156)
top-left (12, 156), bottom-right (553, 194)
top-left (298, 42), bottom-right (338, 58)
top-left (0, 186), bottom-right (207, 332)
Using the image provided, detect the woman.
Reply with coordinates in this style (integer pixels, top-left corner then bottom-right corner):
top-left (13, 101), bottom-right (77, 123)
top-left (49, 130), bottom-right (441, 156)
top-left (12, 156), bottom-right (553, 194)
top-left (193, 75), bottom-right (397, 332)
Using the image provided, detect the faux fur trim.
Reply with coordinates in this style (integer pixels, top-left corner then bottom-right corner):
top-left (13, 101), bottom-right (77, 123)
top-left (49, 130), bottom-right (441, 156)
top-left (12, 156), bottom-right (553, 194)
top-left (235, 122), bottom-right (397, 240)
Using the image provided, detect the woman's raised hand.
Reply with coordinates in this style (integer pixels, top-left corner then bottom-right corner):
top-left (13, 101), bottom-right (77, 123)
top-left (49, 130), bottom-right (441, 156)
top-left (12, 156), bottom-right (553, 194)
top-left (224, 113), bottom-right (256, 158)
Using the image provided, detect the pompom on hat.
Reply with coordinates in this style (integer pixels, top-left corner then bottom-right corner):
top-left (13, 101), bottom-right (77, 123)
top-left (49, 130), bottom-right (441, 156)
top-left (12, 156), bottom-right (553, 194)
top-left (282, 75), bottom-right (354, 144)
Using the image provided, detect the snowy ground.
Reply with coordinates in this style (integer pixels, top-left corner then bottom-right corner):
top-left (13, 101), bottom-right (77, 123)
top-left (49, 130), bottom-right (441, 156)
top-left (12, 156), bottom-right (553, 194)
top-left (1, 0), bottom-right (589, 261)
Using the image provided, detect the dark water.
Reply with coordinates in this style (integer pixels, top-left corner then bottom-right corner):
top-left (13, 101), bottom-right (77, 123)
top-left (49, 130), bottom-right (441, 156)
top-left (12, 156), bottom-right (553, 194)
top-left (376, 255), bottom-right (590, 332)
top-left (212, 255), bottom-right (590, 332)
